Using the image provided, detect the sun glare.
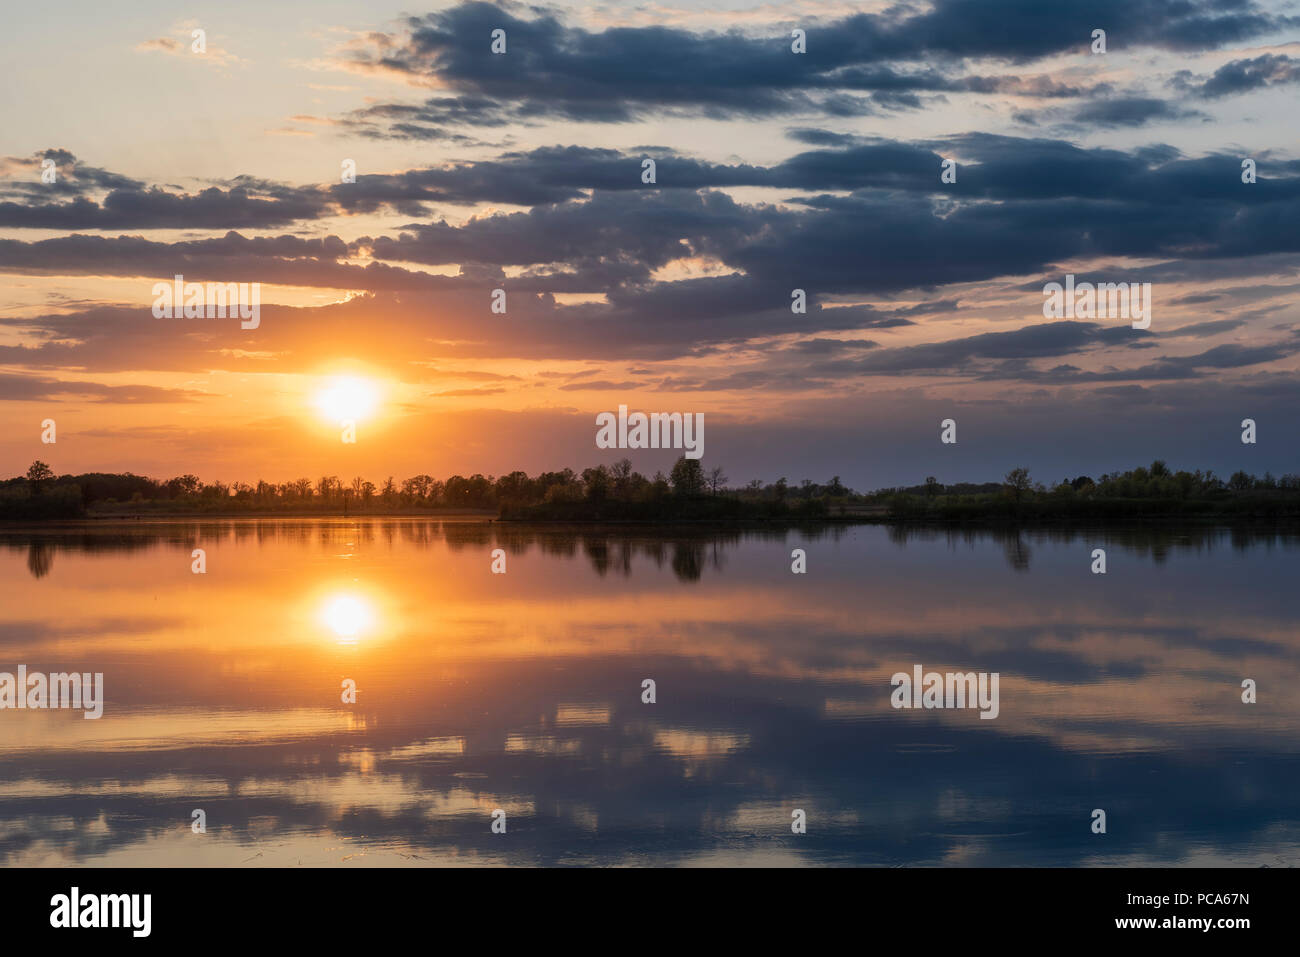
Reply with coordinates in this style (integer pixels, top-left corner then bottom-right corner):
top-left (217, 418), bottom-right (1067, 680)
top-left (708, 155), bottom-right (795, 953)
top-left (320, 593), bottom-right (374, 643)
top-left (315, 376), bottom-right (379, 424)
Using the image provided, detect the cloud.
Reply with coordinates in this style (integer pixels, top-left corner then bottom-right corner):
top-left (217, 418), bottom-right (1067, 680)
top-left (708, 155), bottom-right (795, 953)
top-left (1177, 53), bottom-right (1300, 98)
top-left (1162, 318), bottom-right (1247, 337)
top-left (330, 1), bottom-right (1294, 134)
top-left (811, 321), bottom-right (1146, 376)
top-left (135, 37), bottom-right (183, 54)
top-left (0, 372), bottom-right (204, 403)
top-left (2, 130), bottom-right (1297, 382)
top-left (134, 30), bottom-right (245, 68)
top-left (0, 176), bottom-right (330, 229)
top-left (429, 386), bottom-right (508, 396)
top-left (0, 150), bottom-right (144, 204)
top-left (1067, 97), bottom-right (1209, 127)
top-left (6, 134), bottom-right (1296, 240)
top-left (556, 379), bottom-right (640, 391)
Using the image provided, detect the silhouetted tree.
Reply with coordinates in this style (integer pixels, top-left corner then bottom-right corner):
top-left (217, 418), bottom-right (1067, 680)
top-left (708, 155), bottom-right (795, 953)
top-left (582, 465), bottom-right (610, 501)
top-left (670, 456), bottom-right (705, 496)
top-left (1004, 467), bottom-right (1032, 504)
top-left (26, 461), bottom-right (54, 495)
top-left (610, 458), bottom-right (634, 499)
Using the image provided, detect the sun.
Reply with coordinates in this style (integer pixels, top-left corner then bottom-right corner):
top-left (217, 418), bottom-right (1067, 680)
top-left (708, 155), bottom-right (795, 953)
top-left (315, 376), bottom-right (379, 424)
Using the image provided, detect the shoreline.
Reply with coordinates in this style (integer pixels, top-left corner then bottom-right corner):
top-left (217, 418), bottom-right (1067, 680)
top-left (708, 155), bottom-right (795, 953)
top-left (3, 511), bottom-right (1300, 532)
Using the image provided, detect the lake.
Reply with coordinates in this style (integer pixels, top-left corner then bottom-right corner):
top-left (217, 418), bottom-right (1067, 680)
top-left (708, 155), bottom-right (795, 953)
top-left (1, 518), bottom-right (1297, 866)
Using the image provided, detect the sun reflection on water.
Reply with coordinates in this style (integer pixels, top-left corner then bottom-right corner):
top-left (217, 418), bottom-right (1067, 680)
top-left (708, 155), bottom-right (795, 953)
top-left (320, 593), bottom-right (374, 644)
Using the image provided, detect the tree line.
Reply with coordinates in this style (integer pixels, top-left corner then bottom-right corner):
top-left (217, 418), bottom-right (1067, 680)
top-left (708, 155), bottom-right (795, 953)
top-left (5, 458), bottom-right (1298, 521)
top-left (885, 461), bottom-right (1300, 523)
top-left (1, 457), bottom-right (856, 518)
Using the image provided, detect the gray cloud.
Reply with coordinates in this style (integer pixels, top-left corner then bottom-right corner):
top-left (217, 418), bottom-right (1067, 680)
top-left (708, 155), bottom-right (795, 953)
top-left (335, 1), bottom-right (1295, 134)
top-left (1176, 53), bottom-right (1300, 98)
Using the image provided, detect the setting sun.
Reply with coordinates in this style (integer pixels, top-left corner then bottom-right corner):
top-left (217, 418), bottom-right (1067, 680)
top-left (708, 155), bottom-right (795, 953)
top-left (314, 376), bottom-right (379, 424)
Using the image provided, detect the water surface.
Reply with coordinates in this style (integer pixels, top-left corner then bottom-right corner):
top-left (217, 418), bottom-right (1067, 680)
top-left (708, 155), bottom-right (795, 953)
top-left (1, 519), bottom-right (1297, 866)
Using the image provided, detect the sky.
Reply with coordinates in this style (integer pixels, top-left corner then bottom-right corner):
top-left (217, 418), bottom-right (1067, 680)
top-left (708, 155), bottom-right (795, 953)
top-left (1, 0), bottom-right (1298, 489)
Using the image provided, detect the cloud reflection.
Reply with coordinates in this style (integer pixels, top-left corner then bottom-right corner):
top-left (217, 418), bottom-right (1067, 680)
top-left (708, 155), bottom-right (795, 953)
top-left (1, 519), bottom-right (1298, 866)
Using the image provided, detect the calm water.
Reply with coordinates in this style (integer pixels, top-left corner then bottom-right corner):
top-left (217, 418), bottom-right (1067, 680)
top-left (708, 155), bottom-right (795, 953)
top-left (1, 519), bottom-right (1297, 867)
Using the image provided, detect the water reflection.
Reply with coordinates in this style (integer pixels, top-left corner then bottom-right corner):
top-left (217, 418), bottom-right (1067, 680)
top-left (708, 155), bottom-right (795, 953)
top-left (0, 518), bottom-right (1298, 867)
top-left (320, 594), bottom-right (375, 644)
top-left (7, 520), bottom-right (1298, 581)
top-left (26, 542), bottom-right (53, 579)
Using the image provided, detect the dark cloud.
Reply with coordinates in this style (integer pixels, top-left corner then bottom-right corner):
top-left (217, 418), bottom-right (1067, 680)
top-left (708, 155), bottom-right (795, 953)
top-left (1, 135), bottom-right (1298, 365)
top-left (737, 318), bottom-right (1300, 386)
top-left (6, 133), bottom-right (1297, 238)
top-left (1176, 53), bottom-right (1300, 98)
top-left (0, 183), bottom-right (330, 230)
top-left (990, 338), bottom-right (1300, 383)
top-left (2, 128), bottom-right (1298, 379)
top-left (335, 1), bottom-right (1292, 135)
top-left (0, 372), bottom-right (203, 403)
top-left (785, 128), bottom-right (863, 147)
top-left (1163, 318), bottom-right (1246, 337)
top-left (808, 321), bottom-right (1148, 377)
top-left (1068, 97), bottom-right (1208, 128)
top-left (346, 135), bottom-right (1300, 209)
top-left (0, 150), bottom-right (144, 204)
